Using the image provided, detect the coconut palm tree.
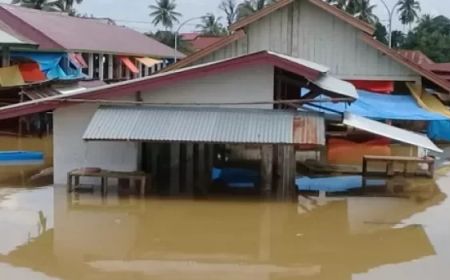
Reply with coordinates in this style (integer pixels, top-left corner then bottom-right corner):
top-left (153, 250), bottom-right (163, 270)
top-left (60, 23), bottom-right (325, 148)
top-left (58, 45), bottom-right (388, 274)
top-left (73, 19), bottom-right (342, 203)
top-left (352, 0), bottom-right (378, 25)
top-left (11, 0), bottom-right (60, 11)
top-left (397, 0), bottom-right (421, 28)
top-left (237, 0), bottom-right (274, 20)
top-left (219, 0), bottom-right (238, 27)
top-left (197, 13), bottom-right (226, 36)
top-left (149, 0), bottom-right (181, 30)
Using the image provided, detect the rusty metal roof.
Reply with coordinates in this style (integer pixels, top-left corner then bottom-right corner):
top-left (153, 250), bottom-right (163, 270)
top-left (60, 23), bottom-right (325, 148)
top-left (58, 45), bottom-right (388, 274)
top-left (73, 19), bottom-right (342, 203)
top-left (83, 106), bottom-right (325, 146)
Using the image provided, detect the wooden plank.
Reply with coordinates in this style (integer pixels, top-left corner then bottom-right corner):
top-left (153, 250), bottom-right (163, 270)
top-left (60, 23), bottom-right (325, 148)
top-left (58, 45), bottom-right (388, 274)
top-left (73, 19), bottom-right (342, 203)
top-left (185, 143), bottom-right (194, 195)
top-left (261, 145), bottom-right (273, 197)
top-left (276, 145), bottom-right (296, 200)
top-left (170, 143), bottom-right (181, 195)
top-left (197, 143), bottom-right (207, 194)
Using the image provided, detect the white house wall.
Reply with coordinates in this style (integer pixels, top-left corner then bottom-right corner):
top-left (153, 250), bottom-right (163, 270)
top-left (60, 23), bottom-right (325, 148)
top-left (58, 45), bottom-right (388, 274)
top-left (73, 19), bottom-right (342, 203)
top-left (141, 64), bottom-right (274, 109)
top-left (53, 103), bottom-right (139, 184)
top-left (197, 0), bottom-right (418, 81)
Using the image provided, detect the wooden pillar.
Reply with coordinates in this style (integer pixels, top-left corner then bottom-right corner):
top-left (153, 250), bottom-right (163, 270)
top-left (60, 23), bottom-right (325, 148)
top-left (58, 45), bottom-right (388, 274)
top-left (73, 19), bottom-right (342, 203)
top-left (197, 143), bottom-right (207, 194)
top-left (107, 54), bottom-right (114, 80)
top-left (125, 67), bottom-right (131, 80)
top-left (151, 143), bottom-right (159, 185)
top-left (144, 65), bottom-right (150, 77)
top-left (170, 143), bottom-right (180, 195)
top-left (261, 145), bottom-right (274, 197)
top-left (88, 53), bottom-right (94, 79)
top-left (2, 46), bottom-right (11, 67)
top-left (276, 145), bottom-right (296, 201)
top-left (117, 58), bottom-right (123, 79)
top-left (185, 143), bottom-right (194, 195)
top-left (137, 62), bottom-right (142, 78)
top-left (98, 53), bottom-right (104, 81)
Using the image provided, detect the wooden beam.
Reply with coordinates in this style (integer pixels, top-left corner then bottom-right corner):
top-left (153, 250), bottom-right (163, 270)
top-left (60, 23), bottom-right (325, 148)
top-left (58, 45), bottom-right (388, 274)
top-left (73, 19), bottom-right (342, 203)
top-left (98, 53), bottom-right (104, 81)
top-left (107, 54), bottom-right (114, 80)
top-left (261, 145), bottom-right (273, 198)
top-left (1, 46), bottom-right (11, 67)
top-left (88, 53), bottom-right (94, 79)
top-left (276, 145), bottom-right (296, 201)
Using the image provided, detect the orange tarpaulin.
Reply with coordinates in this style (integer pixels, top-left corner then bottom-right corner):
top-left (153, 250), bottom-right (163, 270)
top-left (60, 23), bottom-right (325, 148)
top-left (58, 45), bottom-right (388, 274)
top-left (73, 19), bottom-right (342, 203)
top-left (120, 57), bottom-right (139, 74)
top-left (0, 65), bottom-right (25, 87)
top-left (18, 63), bottom-right (46, 82)
top-left (348, 80), bottom-right (394, 93)
top-left (328, 138), bottom-right (391, 165)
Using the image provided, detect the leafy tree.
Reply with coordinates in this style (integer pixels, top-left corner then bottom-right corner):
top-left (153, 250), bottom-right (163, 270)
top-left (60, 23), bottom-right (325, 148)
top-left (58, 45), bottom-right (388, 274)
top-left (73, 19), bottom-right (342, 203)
top-left (351, 0), bottom-right (378, 25)
top-left (391, 30), bottom-right (405, 48)
top-left (237, 0), bottom-right (274, 20)
top-left (219, 0), bottom-right (238, 27)
top-left (149, 0), bottom-right (181, 30)
top-left (11, 0), bottom-right (60, 11)
top-left (197, 13), bottom-right (227, 36)
top-left (374, 22), bottom-right (388, 45)
top-left (148, 31), bottom-right (191, 54)
top-left (397, 0), bottom-right (421, 28)
top-left (403, 15), bottom-right (450, 62)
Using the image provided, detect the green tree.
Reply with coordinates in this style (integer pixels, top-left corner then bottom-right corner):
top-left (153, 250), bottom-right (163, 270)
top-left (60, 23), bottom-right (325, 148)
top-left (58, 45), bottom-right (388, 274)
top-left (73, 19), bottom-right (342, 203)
top-left (397, 0), bottom-right (421, 28)
top-left (403, 15), bottom-right (450, 62)
top-left (352, 0), bottom-right (378, 25)
top-left (391, 30), bottom-right (405, 48)
top-left (237, 0), bottom-right (274, 20)
top-left (374, 22), bottom-right (388, 45)
top-left (197, 13), bottom-right (226, 36)
top-left (149, 0), bottom-right (181, 30)
top-left (11, 0), bottom-right (60, 11)
top-left (148, 31), bottom-right (191, 54)
top-left (220, 0), bottom-right (238, 27)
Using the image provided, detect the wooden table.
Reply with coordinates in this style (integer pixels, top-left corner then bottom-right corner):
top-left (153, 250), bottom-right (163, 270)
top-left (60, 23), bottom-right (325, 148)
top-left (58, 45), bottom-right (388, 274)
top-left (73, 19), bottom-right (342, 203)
top-left (67, 169), bottom-right (149, 196)
top-left (362, 155), bottom-right (435, 179)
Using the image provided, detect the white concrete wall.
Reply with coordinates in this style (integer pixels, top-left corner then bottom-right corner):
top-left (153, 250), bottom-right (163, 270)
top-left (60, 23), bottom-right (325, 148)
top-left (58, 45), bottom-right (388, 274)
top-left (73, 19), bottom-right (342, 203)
top-left (196, 0), bottom-right (419, 82)
top-left (53, 103), bottom-right (139, 184)
top-left (142, 64), bottom-right (274, 109)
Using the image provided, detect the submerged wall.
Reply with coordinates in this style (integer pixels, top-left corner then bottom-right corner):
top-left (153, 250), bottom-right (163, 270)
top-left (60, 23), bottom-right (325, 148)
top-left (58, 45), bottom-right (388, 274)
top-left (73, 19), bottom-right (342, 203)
top-left (53, 103), bottom-right (139, 185)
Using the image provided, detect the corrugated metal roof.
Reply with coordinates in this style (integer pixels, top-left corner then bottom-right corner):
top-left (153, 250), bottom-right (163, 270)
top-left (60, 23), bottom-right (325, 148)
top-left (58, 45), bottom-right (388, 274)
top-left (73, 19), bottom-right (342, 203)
top-left (0, 4), bottom-right (184, 58)
top-left (83, 106), bottom-right (325, 146)
top-left (343, 112), bottom-right (442, 153)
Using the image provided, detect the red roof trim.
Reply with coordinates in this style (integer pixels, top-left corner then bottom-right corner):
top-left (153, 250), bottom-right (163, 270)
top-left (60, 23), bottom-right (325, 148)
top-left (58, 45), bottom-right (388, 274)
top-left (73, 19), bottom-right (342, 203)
top-left (360, 34), bottom-right (450, 93)
top-left (229, 0), bottom-right (375, 35)
top-left (163, 30), bottom-right (246, 72)
top-left (0, 51), bottom-right (324, 120)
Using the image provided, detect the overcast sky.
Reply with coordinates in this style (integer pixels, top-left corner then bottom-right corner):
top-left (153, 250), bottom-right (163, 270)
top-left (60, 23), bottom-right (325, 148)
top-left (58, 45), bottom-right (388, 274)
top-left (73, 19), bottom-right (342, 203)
top-left (1, 0), bottom-right (449, 33)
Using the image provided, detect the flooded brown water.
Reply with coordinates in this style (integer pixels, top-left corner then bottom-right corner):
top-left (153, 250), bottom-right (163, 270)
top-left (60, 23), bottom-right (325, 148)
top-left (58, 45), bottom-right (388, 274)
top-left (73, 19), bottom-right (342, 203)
top-left (0, 174), bottom-right (448, 280)
top-left (0, 136), bottom-right (449, 279)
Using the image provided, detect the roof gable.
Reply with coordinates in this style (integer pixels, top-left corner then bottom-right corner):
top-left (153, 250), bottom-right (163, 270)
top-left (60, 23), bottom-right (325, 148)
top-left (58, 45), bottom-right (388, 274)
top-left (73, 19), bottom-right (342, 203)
top-left (230, 0), bottom-right (375, 35)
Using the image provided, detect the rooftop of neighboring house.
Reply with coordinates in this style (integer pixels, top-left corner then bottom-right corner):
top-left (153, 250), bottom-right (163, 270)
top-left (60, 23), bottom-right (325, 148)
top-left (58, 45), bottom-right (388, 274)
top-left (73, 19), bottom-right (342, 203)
top-left (0, 4), bottom-right (185, 58)
top-left (399, 50), bottom-right (450, 83)
top-left (180, 32), bottom-right (224, 51)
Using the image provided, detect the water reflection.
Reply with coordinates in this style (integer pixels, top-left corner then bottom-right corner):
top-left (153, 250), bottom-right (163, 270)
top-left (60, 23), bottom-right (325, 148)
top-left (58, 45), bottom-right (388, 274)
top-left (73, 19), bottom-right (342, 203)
top-left (0, 179), bottom-right (447, 280)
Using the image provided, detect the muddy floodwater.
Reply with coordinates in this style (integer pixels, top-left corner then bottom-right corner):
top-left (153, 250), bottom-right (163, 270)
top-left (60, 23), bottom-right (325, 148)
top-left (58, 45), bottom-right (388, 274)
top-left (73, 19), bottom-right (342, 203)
top-left (1, 137), bottom-right (450, 279)
top-left (0, 173), bottom-right (448, 280)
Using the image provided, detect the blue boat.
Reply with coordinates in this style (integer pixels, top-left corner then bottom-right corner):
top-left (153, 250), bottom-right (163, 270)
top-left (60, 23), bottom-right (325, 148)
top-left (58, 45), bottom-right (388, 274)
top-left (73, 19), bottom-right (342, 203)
top-left (0, 151), bottom-right (44, 161)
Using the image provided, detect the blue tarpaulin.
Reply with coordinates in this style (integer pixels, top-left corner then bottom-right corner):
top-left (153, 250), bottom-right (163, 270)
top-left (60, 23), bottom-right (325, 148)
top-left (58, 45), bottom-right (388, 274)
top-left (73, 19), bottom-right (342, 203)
top-left (296, 176), bottom-right (386, 192)
top-left (11, 52), bottom-right (84, 80)
top-left (212, 167), bottom-right (259, 188)
top-left (428, 120), bottom-right (450, 141)
top-left (307, 90), bottom-right (448, 121)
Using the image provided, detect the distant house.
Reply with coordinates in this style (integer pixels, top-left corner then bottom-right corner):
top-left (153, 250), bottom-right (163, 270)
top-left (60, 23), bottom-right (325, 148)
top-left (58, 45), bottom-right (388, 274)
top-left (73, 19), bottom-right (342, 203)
top-left (181, 33), bottom-right (224, 52)
top-left (167, 0), bottom-right (450, 94)
top-left (0, 4), bottom-right (184, 82)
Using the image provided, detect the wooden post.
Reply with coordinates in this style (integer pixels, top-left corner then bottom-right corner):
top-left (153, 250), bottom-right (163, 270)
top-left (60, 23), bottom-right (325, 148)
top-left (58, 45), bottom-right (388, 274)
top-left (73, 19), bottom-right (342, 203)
top-left (170, 143), bottom-right (180, 195)
top-left (185, 143), bottom-right (194, 195)
top-left (261, 145), bottom-right (273, 197)
top-left (197, 143), bottom-right (207, 194)
top-left (107, 54), bottom-right (114, 80)
top-left (125, 67), bottom-right (131, 80)
top-left (88, 53), bottom-right (94, 79)
top-left (277, 145), bottom-right (296, 201)
top-left (137, 62), bottom-right (142, 78)
top-left (98, 53), bottom-right (104, 81)
top-left (151, 143), bottom-right (159, 186)
top-left (144, 65), bottom-right (150, 77)
top-left (1, 46), bottom-right (11, 67)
